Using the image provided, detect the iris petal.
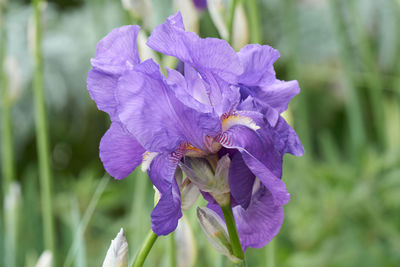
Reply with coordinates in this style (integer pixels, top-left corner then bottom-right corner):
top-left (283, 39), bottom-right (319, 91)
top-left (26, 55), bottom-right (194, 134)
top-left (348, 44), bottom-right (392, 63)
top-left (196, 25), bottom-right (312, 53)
top-left (117, 59), bottom-right (221, 152)
top-left (99, 122), bottom-right (145, 179)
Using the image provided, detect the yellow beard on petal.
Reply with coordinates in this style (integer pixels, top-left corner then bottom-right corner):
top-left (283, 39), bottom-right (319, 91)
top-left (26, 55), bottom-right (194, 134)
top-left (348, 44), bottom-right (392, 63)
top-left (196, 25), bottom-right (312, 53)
top-left (141, 151), bottom-right (159, 171)
top-left (221, 114), bottom-right (260, 132)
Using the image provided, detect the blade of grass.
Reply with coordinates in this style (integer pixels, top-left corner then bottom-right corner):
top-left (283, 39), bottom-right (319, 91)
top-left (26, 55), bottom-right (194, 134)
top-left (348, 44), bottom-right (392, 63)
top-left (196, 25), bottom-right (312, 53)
top-left (345, 0), bottom-right (385, 149)
top-left (70, 197), bottom-right (86, 267)
top-left (32, 0), bottom-right (55, 261)
top-left (227, 0), bottom-right (238, 45)
top-left (281, 0), bottom-right (312, 156)
top-left (63, 175), bottom-right (109, 267)
top-left (4, 183), bottom-right (21, 267)
top-left (1, 0), bottom-right (15, 198)
top-left (328, 0), bottom-right (366, 159)
top-left (246, 0), bottom-right (261, 43)
top-left (128, 169), bottom-right (149, 266)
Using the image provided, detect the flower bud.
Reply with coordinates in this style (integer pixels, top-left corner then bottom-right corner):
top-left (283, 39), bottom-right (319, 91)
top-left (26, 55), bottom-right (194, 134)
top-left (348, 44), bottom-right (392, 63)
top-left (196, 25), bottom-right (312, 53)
top-left (102, 228), bottom-right (129, 267)
top-left (210, 154), bottom-right (231, 206)
top-left (197, 207), bottom-right (240, 263)
top-left (208, 0), bottom-right (228, 40)
top-left (180, 154), bottom-right (231, 206)
top-left (179, 157), bottom-right (215, 192)
top-left (232, 3), bottom-right (249, 51)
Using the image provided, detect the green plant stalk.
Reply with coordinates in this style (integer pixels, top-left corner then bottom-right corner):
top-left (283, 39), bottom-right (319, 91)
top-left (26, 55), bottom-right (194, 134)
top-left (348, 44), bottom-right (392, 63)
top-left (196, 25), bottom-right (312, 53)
top-left (32, 0), bottom-right (55, 260)
top-left (328, 0), bottom-right (366, 158)
top-left (281, 0), bottom-right (312, 156)
top-left (63, 175), bottom-right (109, 267)
top-left (1, 0), bottom-right (15, 198)
top-left (169, 231), bottom-right (176, 267)
top-left (220, 203), bottom-right (244, 261)
top-left (345, 0), bottom-right (385, 149)
top-left (132, 230), bottom-right (158, 267)
top-left (266, 239), bottom-right (275, 267)
top-left (227, 0), bottom-right (238, 45)
top-left (246, 0), bottom-right (261, 43)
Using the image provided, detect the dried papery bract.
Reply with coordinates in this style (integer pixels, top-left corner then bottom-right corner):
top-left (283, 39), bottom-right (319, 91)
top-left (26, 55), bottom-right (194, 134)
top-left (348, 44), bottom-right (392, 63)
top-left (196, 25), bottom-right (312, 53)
top-left (197, 207), bottom-right (240, 263)
top-left (102, 228), bottom-right (129, 267)
top-left (180, 178), bottom-right (200, 210)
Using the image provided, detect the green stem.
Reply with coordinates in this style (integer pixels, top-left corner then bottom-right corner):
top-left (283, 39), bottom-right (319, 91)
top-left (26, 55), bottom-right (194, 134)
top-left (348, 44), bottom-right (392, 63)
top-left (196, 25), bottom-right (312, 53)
top-left (220, 203), bottom-right (244, 261)
top-left (132, 230), bottom-right (158, 267)
top-left (1, 0), bottom-right (15, 198)
top-left (266, 239), bottom-right (275, 267)
top-left (169, 232), bottom-right (176, 267)
top-left (227, 0), bottom-right (238, 45)
top-left (246, 0), bottom-right (261, 43)
top-left (32, 0), bottom-right (55, 261)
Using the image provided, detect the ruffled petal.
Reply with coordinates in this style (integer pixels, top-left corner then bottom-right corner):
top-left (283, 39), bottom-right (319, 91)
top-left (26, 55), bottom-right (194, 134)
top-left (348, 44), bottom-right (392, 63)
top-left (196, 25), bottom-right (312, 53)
top-left (237, 44), bottom-right (280, 86)
top-left (237, 44), bottom-right (300, 118)
top-left (229, 151), bottom-right (255, 209)
top-left (117, 59), bottom-right (221, 152)
top-left (87, 25), bottom-right (141, 117)
top-left (147, 12), bottom-right (242, 82)
top-left (87, 69), bottom-right (119, 117)
top-left (147, 12), bottom-right (242, 115)
top-left (166, 68), bottom-right (213, 113)
top-left (234, 185), bottom-right (284, 250)
top-left (218, 125), bottom-right (289, 206)
top-left (99, 122), bottom-right (145, 179)
top-left (91, 25), bottom-right (141, 75)
top-left (256, 80), bottom-right (300, 115)
top-left (151, 180), bottom-right (182, 235)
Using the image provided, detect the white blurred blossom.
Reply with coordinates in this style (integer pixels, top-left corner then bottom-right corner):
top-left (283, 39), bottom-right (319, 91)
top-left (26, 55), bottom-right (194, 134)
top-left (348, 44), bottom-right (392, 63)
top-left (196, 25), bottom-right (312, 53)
top-left (175, 216), bottom-right (197, 267)
top-left (35, 251), bottom-right (52, 267)
top-left (102, 228), bottom-right (129, 267)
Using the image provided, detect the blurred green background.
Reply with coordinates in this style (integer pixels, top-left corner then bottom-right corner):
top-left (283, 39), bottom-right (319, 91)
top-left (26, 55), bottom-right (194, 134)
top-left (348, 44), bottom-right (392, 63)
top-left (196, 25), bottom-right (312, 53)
top-left (1, 0), bottom-right (400, 266)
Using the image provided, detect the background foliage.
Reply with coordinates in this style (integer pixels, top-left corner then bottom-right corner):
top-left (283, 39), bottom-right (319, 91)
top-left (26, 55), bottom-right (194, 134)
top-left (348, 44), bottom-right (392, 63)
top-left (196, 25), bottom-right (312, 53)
top-left (1, 0), bottom-right (400, 266)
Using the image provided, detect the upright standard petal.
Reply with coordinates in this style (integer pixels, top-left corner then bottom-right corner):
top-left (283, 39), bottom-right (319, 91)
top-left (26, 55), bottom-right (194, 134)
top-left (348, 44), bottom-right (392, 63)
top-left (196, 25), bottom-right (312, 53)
top-left (99, 122), bottom-right (145, 179)
top-left (147, 12), bottom-right (242, 115)
top-left (147, 12), bottom-right (242, 82)
top-left (117, 59), bottom-right (221, 152)
top-left (237, 44), bottom-right (300, 121)
top-left (91, 25), bottom-right (141, 74)
top-left (87, 25), bottom-right (141, 117)
top-left (237, 44), bottom-right (280, 87)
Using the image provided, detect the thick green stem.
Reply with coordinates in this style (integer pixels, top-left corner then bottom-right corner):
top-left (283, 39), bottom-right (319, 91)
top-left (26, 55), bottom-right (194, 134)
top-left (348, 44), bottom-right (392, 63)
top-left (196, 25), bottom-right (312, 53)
top-left (246, 0), bottom-right (261, 43)
top-left (1, 0), bottom-right (15, 198)
top-left (220, 203), bottom-right (244, 261)
top-left (132, 231), bottom-right (158, 267)
top-left (227, 0), bottom-right (238, 45)
top-left (32, 0), bottom-right (55, 261)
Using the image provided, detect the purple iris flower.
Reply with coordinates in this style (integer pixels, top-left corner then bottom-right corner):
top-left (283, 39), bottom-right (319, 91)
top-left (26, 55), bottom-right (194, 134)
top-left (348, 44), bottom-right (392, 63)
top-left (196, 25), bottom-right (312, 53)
top-left (193, 0), bottom-right (207, 10)
top-left (87, 11), bottom-right (303, 250)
